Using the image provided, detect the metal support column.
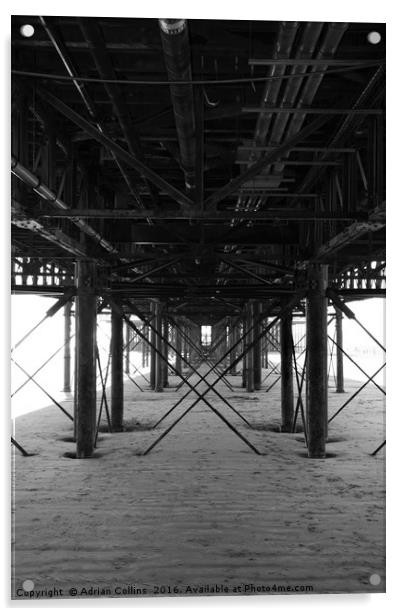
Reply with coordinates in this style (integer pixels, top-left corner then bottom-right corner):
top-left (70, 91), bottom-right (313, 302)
top-left (150, 302), bottom-right (156, 389)
top-left (75, 261), bottom-right (97, 458)
top-left (335, 307), bottom-right (345, 393)
top-left (246, 302), bottom-right (255, 392)
top-left (175, 320), bottom-right (183, 375)
top-left (111, 306), bottom-right (124, 431)
top-left (154, 301), bottom-right (163, 392)
top-left (253, 301), bottom-right (262, 390)
top-left (306, 265), bottom-right (328, 458)
top-left (124, 320), bottom-right (130, 375)
top-left (242, 318), bottom-right (247, 388)
top-left (229, 318), bottom-right (237, 376)
top-left (189, 323), bottom-right (201, 365)
top-left (62, 300), bottom-right (72, 392)
top-left (280, 303), bottom-right (294, 432)
top-left (162, 315), bottom-right (169, 388)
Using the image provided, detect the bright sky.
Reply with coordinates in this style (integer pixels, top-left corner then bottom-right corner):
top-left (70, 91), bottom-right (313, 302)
top-left (10, 295), bottom-right (385, 419)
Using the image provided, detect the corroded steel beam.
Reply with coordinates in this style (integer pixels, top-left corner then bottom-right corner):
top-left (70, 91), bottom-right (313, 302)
top-left (12, 199), bottom-right (90, 259)
top-left (204, 114), bottom-right (330, 209)
top-left (40, 90), bottom-right (194, 209)
top-left (36, 207), bottom-right (363, 221)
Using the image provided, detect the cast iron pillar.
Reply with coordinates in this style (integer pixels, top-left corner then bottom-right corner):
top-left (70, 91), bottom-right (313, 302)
top-left (253, 301), bottom-right (262, 390)
top-left (335, 307), bottom-right (345, 393)
top-left (62, 300), bottom-right (72, 392)
top-left (246, 302), bottom-right (255, 392)
top-left (262, 319), bottom-right (269, 368)
top-left (175, 320), bottom-right (183, 375)
top-left (182, 323), bottom-right (188, 363)
top-left (124, 321), bottom-right (130, 375)
top-left (75, 261), bottom-right (97, 458)
top-left (149, 302), bottom-right (156, 389)
top-left (189, 323), bottom-right (201, 365)
top-left (111, 306), bottom-right (124, 431)
top-left (162, 315), bottom-right (169, 388)
top-left (306, 265), bottom-right (328, 458)
top-left (242, 318), bottom-right (247, 388)
top-left (280, 303), bottom-right (294, 432)
top-left (229, 318), bottom-right (237, 375)
top-left (154, 301), bottom-right (163, 392)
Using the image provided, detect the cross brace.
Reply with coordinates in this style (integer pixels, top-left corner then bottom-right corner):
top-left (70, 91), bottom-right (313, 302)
top-left (141, 292), bottom-right (305, 454)
top-left (108, 297), bottom-right (260, 454)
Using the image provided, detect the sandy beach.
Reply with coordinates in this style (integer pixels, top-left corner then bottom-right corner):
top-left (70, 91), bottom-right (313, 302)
top-left (11, 363), bottom-right (385, 599)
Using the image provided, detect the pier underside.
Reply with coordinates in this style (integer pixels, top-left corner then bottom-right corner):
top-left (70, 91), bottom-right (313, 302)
top-left (11, 14), bottom-right (386, 598)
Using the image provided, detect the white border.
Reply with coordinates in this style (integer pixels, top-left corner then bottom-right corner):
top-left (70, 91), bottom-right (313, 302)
top-left (2, 1), bottom-right (401, 614)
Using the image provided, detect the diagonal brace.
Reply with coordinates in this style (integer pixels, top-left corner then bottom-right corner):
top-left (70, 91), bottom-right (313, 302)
top-left (143, 292), bottom-right (305, 454)
top-left (108, 298), bottom-right (259, 454)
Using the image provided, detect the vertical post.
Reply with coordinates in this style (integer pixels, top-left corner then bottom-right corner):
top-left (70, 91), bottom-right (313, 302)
top-left (144, 325), bottom-right (149, 367)
top-left (234, 322), bottom-right (241, 374)
top-left (182, 323), bottom-right (188, 364)
top-left (222, 320), bottom-right (228, 368)
top-left (264, 319), bottom-right (269, 369)
top-left (125, 321), bottom-right (130, 375)
top-left (154, 300), bottom-right (163, 392)
top-left (335, 307), bottom-right (345, 393)
top-left (62, 300), bottom-right (72, 392)
top-left (280, 303), bottom-right (294, 432)
top-left (229, 318), bottom-right (237, 375)
top-left (253, 301), bottom-right (262, 390)
top-left (150, 302), bottom-right (156, 389)
top-left (242, 318), bottom-right (247, 388)
top-left (75, 261), bottom-right (97, 458)
top-left (175, 320), bottom-right (183, 375)
top-left (162, 315), bottom-right (169, 388)
top-left (189, 323), bottom-right (201, 365)
top-left (141, 325), bottom-right (146, 368)
top-left (306, 265), bottom-right (328, 458)
top-left (111, 306), bottom-right (124, 431)
top-left (246, 302), bottom-right (255, 393)
top-left (263, 321), bottom-right (269, 368)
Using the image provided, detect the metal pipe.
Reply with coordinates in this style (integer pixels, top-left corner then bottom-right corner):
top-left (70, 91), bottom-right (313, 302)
top-left (254, 22), bottom-right (300, 147)
top-left (159, 18), bottom-right (196, 194)
top-left (11, 156), bottom-right (118, 254)
top-left (268, 22), bottom-right (348, 190)
top-left (252, 22), bottom-right (323, 194)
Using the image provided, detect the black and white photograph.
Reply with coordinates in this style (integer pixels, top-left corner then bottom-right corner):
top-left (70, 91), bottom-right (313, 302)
top-left (8, 1), bottom-right (389, 605)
